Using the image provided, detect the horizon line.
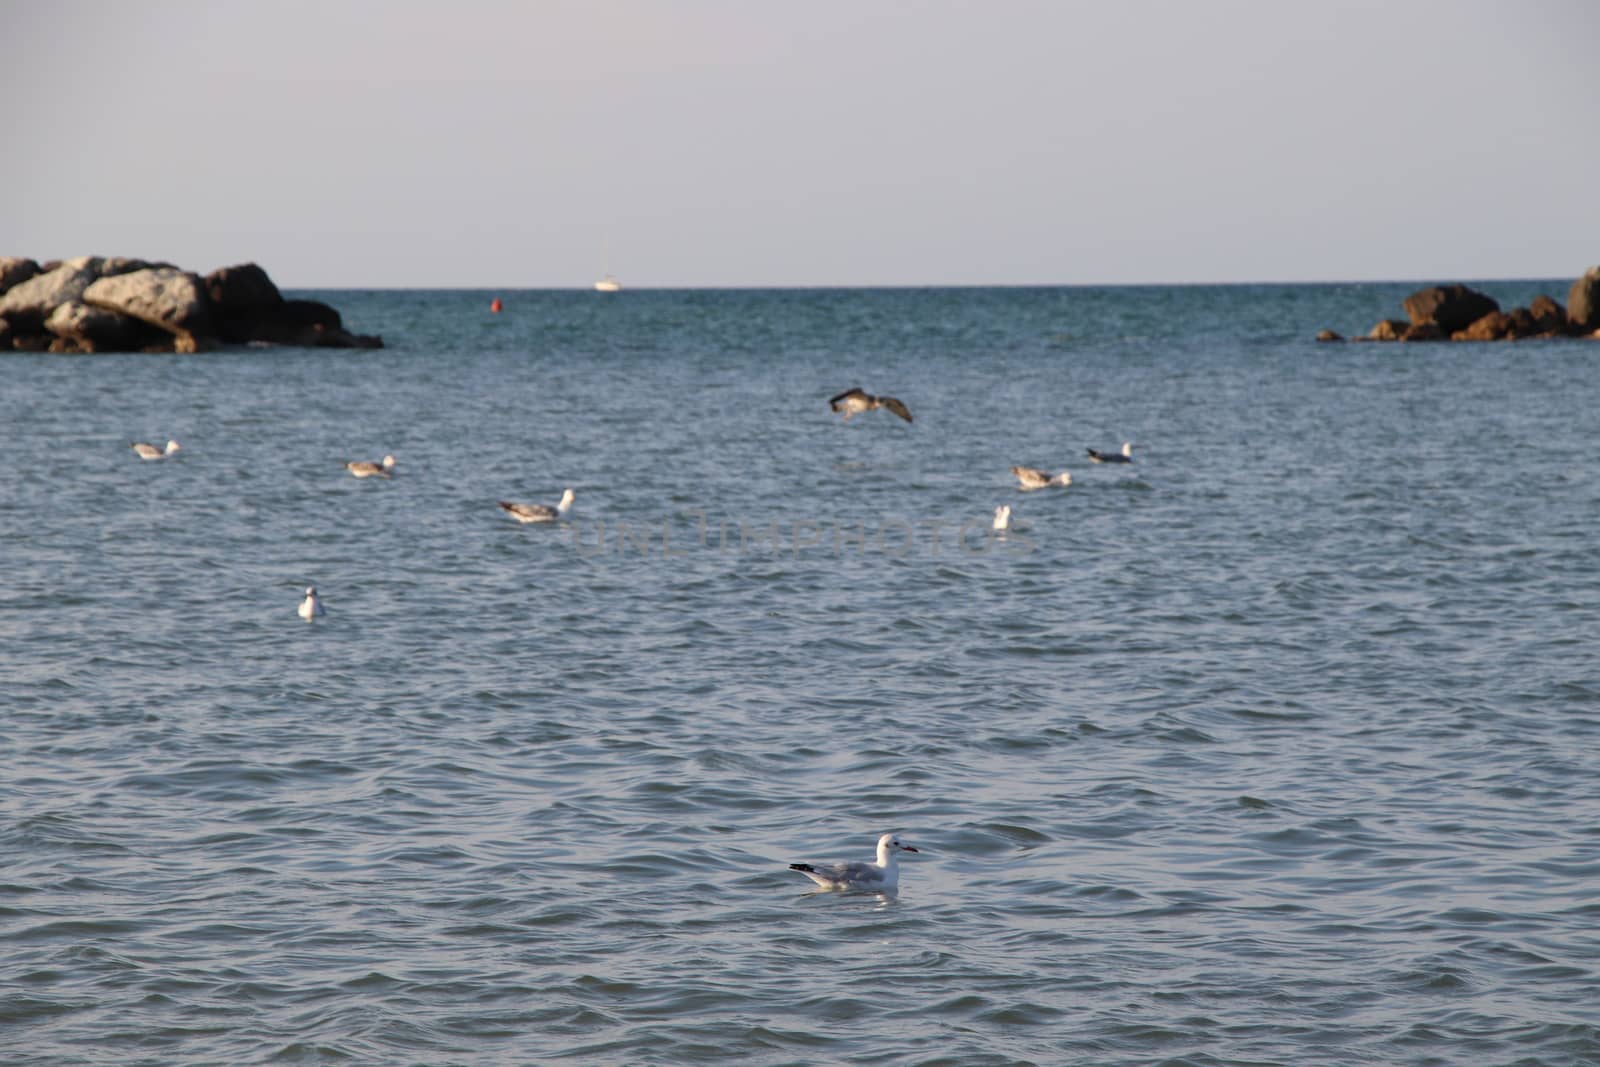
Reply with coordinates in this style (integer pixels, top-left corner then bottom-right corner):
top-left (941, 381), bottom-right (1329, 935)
top-left (281, 274), bottom-right (1585, 292)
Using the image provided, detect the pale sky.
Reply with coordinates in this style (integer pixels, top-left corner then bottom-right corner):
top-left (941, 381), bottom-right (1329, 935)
top-left (4, 1), bottom-right (1595, 288)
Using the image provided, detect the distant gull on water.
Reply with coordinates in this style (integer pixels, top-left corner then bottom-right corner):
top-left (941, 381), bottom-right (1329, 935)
top-left (993, 504), bottom-right (1012, 530)
top-left (789, 833), bottom-right (920, 892)
top-left (829, 387), bottom-right (913, 424)
top-left (298, 585), bottom-right (325, 621)
top-left (1087, 442), bottom-right (1135, 463)
top-left (345, 454), bottom-right (396, 478)
top-left (131, 440), bottom-right (180, 460)
top-left (1010, 465), bottom-right (1072, 490)
top-left (498, 489), bottom-right (575, 524)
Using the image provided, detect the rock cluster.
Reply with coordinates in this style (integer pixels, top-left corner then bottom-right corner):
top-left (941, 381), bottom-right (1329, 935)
top-left (1318, 267), bottom-right (1600, 343)
top-left (0, 256), bottom-right (381, 353)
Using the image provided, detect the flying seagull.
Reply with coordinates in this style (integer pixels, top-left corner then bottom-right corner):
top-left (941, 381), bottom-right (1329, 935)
top-left (829, 387), bottom-right (913, 424)
top-left (498, 489), bottom-right (576, 524)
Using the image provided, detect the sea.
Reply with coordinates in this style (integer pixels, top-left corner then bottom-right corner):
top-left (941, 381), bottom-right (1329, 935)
top-left (3, 282), bottom-right (1597, 1066)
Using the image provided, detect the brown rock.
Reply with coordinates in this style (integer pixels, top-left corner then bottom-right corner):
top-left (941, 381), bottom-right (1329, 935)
top-left (1453, 311), bottom-right (1511, 341)
top-left (0, 256), bottom-right (40, 296)
top-left (1368, 319), bottom-right (1409, 341)
top-left (1401, 322), bottom-right (1446, 342)
top-left (1316, 328), bottom-right (1344, 342)
top-left (1529, 295), bottom-right (1566, 334)
top-left (205, 262), bottom-right (285, 343)
top-left (1402, 284), bottom-right (1500, 333)
top-left (1568, 267), bottom-right (1600, 332)
top-left (1505, 307), bottom-right (1540, 339)
top-left (205, 262), bottom-right (283, 312)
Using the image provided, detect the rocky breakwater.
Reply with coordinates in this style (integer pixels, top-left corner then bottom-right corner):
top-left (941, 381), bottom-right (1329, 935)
top-left (0, 256), bottom-right (381, 353)
top-left (1317, 266), bottom-right (1600, 343)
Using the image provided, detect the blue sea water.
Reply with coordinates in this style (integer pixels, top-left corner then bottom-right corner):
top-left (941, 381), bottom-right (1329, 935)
top-left (2, 282), bottom-right (1597, 1066)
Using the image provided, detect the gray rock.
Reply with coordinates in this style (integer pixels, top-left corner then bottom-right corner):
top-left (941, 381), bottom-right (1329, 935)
top-left (83, 266), bottom-right (213, 341)
top-left (45, 300), bottom-right (167, 352)
top-left (1568, 267), bottom-right (1600, 332)
top-left (0, 256), bottom-right (106, 325)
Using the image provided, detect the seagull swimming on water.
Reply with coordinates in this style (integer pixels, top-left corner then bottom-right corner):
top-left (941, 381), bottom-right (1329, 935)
top-left (789, 833), bottom-right (920, 892)
top-left (345, 454), bottom-right (396, 478)
top-left (829, 387), bottom-right (913, 424)
top-left (131, 440), bottom-right (180, 460)
top-left (298, 585), bottom-right (325, 621)
top-left (1010, 465), bottom-right (1072, 490)
top-left (993, 504), bottom-right (1012, 531)
top-left (498, 489), bottom-right (575, 524)
top-left (1087, 442), bottom-right (1135, 463)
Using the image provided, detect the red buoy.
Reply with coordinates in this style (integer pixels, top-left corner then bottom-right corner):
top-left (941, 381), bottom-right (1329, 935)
top-left (490, 298), bottom-right (503, 313)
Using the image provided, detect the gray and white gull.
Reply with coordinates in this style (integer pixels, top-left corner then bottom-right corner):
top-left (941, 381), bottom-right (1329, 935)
top-left (498, 489), bottom-right (575, 524)
top-left (298, 585), bottom-right (325, 621)
top-left (789, 833), bottom-right (920, 892)
top-left (1087, 442), bottom-right (1135, 464)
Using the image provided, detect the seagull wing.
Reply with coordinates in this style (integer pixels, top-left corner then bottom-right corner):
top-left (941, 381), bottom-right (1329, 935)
top-left (790, 860), bottom-right (884, 889)
top-left (499, 500), bottom-right (556, 522)
top-left (881, 396), bottom-right (913, 423)
top-left (829, 387), bottom-right (867, 409)
top-left (1011, 465), bottom-right (1048, 487)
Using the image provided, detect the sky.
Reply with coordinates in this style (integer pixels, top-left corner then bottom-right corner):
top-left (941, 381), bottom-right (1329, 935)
top-left (4, 1), bottom-right (1596, 288)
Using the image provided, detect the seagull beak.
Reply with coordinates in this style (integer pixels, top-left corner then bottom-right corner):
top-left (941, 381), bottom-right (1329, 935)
top-left (901, 845), bottom-right (919, 853)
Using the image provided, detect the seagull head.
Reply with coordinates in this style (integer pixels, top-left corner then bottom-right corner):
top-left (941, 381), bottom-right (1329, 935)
top-left (878, 833), bottom-right (919, 859)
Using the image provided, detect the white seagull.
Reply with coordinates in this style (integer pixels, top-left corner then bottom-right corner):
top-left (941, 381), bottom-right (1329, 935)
top-left (297, 585), bottom-right (325, 621)
top-left (1010, 465), bottom-right (1072, 490)
top-left (993, 504), bottom-right (1012, 531)
top-left (1087, 442), bottom-right (1135, 464)
top-left (345, 454), bottom-right (396, 478)
top-left (498, 489), bottom-right (576, 524)
top-left (829, 387), bottom-right (913, 424)
top-left (131, 440), bottom-right (180, 460)
top-left (789, 833), bottom-right (920, 892)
